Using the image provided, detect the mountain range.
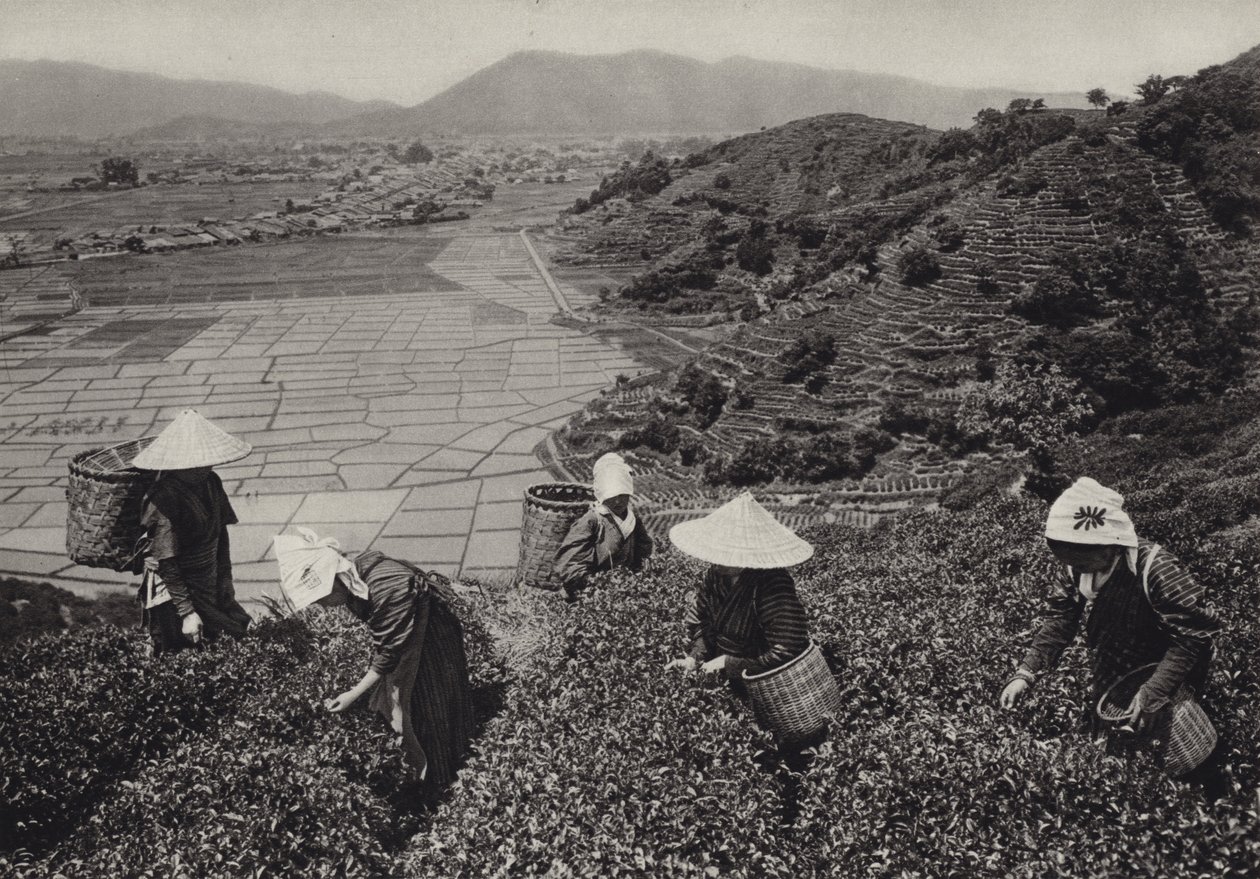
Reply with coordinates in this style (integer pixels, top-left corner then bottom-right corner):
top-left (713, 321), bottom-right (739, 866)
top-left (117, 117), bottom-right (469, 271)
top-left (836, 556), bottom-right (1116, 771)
top-left (0, 52), bottom-right (1089, 140)
top-left (328, 50), bottom-right (1087, 136)
top-left (0, 59), bottom-right (394, 138)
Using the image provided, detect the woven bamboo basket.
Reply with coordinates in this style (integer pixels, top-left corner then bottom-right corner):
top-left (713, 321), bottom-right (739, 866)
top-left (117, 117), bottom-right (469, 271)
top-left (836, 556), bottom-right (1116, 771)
top-left (743, 641), bottom-right (843, 744)
top-left (65, 436), bottom-right (158, 571)
top-left (514, 482), bottom-right (595, 591)
top-left (1097, 662), bottom-right (1217, 777)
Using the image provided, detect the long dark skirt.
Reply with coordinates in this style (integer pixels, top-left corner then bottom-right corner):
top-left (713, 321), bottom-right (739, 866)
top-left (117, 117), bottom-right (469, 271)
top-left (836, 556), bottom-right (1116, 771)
top-left (405, 598), bottom-right (475, 792)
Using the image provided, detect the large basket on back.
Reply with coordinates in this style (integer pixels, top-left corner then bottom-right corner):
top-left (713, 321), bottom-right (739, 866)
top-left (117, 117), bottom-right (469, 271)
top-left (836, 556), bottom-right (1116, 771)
top-left (66, 436), bottom-right (158, 572)
top-left (743, 641), bottom-right (843, 744)
top-left (1097, 662), bottom-right (1217, 777)
top-left (514, 482), bottom-right (595, 591)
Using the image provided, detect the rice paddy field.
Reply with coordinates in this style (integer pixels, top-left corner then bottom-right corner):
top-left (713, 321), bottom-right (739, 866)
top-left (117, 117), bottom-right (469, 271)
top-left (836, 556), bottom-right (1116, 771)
top-left (64, 230), bottom-right (457, 307)
top-left (0, 224), bottom-right (647, 595)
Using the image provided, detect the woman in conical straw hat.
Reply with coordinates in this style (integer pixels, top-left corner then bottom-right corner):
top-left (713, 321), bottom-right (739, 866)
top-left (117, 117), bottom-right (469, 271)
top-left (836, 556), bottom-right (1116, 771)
top-left (664, 491), bottom-right (814, 680)
top-left (999, 477), bottom-right (1222, 771)
top-left (133, 409), bottom-right (253, 653)
top-left (554, 452), bottom-right (654, 599)
top-left (272, 529), bottom-right (474, 801)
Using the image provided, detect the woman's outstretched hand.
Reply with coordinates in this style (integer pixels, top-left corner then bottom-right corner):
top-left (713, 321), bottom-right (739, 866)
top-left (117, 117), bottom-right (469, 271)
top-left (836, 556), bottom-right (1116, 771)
top-left (324, 690), bottom-right (359, 713)
top-left (700, 655), bottom-right (728, 674)
top-left (664, 656), bottom-right (697, 672)
top-left (999, 677), bottom-right (1029, 709)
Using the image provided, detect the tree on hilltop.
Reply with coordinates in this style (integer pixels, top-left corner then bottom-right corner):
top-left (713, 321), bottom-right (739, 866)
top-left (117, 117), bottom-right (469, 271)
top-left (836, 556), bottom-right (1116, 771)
top-left (1086, 88), bottom-right (1110, 109)
top-left (98, 157), bottom-right (139, 186)
top-left (974, 108), bottom-right (1004, 126)
top-left (1007, 98), bottom-right (1033, 114)
top-left (1136, 74), bottom-right (1171, 105)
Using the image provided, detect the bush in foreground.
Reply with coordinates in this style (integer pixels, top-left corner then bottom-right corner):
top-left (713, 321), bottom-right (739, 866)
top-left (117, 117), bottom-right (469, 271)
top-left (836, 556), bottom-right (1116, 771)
top-left (0, 599), bottom-right (503, 878)
top-left (2, 473), bottom-right (1256, 875)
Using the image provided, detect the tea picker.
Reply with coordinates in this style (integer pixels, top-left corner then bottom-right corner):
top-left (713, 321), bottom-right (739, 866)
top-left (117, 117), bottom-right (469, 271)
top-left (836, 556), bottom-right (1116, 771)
top-left (65, 408), bottom-right (253, 654)
top-left (665, 492), bottom-right (843, 748)
top-left (553, 452), bottom-right (654, 599)
top-left (999, 477), bottom-right (1224, 779)
top-left (131, 410), bottom-right (254, 653)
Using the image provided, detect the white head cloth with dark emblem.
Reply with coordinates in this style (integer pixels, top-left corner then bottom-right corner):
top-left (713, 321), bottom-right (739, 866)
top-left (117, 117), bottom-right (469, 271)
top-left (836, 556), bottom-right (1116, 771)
top-left (1045, 476), bottom-right (1139, 575)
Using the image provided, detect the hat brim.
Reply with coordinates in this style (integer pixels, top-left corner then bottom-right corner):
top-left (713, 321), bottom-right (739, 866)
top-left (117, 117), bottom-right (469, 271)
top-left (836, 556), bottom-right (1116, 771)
top-left (133, 444), bottom-right (251, 470)
top-left (669, 518), bottom-right (814, 569)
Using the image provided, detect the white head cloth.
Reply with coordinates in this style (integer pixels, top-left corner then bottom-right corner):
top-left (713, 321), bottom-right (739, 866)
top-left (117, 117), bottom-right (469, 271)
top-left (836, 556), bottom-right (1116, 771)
top-left (592, 452), bottom-right (635, 503)
top-left (1045, 477), bottom-right (1139, 576)
top-left (272, 527), bottom-right (370, 612)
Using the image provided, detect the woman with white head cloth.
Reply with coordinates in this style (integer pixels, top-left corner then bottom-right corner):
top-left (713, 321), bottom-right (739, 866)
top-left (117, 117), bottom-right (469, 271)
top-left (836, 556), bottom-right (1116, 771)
top-left (554, 452), bottom-right (654, 599)
top-left (273, 530), bottom-right (474, 801)
top-left (1000, 477), bottom-right (1222, 738)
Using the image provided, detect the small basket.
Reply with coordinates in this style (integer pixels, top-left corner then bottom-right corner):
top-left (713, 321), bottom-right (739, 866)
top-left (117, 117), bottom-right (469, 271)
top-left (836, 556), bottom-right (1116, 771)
top-left (514, 482), bottom-right (595, 591)
top-left (742, 641), bottom-right (843, 744)
top-left (1097, 662), bottom-right (1217, 777)
top-left (65, 436), bottom-right (158, 571)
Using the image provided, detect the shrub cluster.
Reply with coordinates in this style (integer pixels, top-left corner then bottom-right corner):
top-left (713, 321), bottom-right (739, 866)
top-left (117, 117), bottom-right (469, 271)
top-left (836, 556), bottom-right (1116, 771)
top-left (0, 577), bottom-right (135, 643)
top-left (573, 152), bottom-right (673, 214)
top-left (704, 427), bottom-right (892, 486)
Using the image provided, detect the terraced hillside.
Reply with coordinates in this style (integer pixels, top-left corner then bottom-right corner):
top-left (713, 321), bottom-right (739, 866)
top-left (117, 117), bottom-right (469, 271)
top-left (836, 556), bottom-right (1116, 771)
top-left (551, 47), bottom-right (1260, 527)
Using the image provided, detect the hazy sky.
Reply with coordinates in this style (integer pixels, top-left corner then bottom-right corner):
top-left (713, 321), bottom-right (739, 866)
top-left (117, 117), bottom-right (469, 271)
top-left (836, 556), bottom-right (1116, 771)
top-left (1, 0), bottom-right (1257, 105)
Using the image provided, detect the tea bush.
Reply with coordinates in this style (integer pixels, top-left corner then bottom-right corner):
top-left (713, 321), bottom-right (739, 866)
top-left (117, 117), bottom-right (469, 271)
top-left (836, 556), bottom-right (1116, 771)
top-left (410, 563), bottom-right (802, 877)
top-left (0, 599), bottom-right (504, 878)
top-left (2, 473), bottom-right (1257, 875)
top-left (409, 485), bottom-right (1257, 876)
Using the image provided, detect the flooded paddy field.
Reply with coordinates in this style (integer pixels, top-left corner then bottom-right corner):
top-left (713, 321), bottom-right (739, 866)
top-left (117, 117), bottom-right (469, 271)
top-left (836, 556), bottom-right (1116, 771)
top-left (0, 225), bottom-right (647, 599)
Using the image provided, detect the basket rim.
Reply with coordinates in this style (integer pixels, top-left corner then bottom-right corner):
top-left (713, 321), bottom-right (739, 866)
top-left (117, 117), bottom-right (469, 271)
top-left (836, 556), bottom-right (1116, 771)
top-left (1096, 662), bottom-right (1162, 721)
top-left (741, 640), bottom-right (821, 682)
top-left (69, 436), bottom-right (159, 479)
top-left (524, 482), bottom-right (594, 509)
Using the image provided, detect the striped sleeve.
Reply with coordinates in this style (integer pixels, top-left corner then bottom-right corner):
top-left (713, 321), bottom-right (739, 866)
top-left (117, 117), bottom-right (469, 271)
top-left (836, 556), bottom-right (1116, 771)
top-left (1020, 566), bottom-right (1085, 675)
top-left (1140, 549), bottom-right (1222, 707)
top-left (683, 569), bottom-right (715, 661)
top-left (727, 571), bottom-right (810, 676)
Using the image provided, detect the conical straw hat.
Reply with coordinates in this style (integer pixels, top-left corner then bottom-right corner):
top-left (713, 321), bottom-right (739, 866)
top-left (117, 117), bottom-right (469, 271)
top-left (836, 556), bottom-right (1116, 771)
top-left (669, 492), bottom-right (814, 569)
top-left (132, 409), bottom-right (252, 470)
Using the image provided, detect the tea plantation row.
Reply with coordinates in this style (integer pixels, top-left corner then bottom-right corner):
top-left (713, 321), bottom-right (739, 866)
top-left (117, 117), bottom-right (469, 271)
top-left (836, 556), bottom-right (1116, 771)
top-left (1, 486), bottom-right (1256, 875)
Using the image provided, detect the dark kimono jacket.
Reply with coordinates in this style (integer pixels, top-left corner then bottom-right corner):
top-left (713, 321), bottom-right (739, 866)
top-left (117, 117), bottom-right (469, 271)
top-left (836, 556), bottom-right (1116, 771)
top-left (1022, 541), bottom-right (1221, 709)
top-left (555, 505), bottom-right (654, 594)
top-left (684, 567), bottom-right (810, 677)
top-left (347, 551), bottom-right (474, 792)
top-left (140, 472), bottom-right (250, 648)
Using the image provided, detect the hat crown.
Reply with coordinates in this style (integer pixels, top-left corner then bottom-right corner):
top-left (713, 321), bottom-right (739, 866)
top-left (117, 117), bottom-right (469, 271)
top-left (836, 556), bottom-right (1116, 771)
top-left (668, 491), bottom-right (813, 568)
top-left (132, 409), bottom-right (252, 470)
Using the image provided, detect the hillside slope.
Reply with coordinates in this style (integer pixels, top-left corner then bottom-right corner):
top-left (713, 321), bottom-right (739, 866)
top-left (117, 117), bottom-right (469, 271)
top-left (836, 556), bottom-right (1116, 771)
top-left (329, 49), bottom-right (1086, 136)
top-left (0, 59), bottom-right (394, 138)
top-left (552, 44), bottom-right (1260, 525)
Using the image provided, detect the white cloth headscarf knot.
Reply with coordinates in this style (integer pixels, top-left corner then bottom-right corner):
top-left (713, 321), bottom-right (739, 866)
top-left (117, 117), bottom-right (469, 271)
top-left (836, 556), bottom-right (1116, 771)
top-left (272, 527), bottom-right (370, 612)
top-left (1045, 477), bottom-right (1139, 579)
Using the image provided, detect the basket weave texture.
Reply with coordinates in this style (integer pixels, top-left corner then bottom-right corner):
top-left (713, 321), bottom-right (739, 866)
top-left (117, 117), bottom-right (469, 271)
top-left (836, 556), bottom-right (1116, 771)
top-left (514, 482), bottom-right (595, 590)
top-left (65, 436), bottom-right (158, 571)
top-left (743, 641), bottom-right (843, 743)
top-left (1097, 662), bottom-right (1217, 777)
